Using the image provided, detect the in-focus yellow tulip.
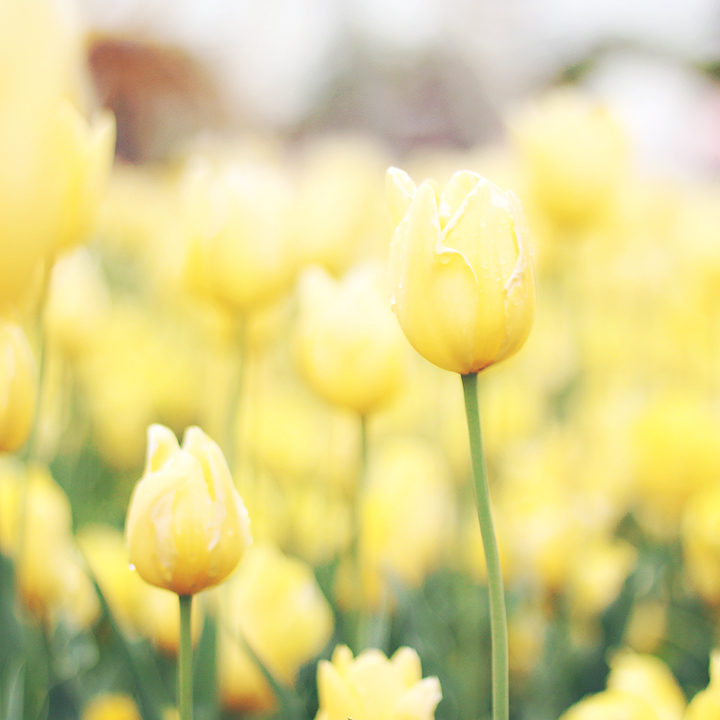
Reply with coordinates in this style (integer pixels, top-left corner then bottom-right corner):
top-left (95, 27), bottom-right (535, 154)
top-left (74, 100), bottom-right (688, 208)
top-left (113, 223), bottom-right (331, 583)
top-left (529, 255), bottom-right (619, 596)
top-left (296, 261), bottom-right (407, 414)
top-left (125, 424), bottom-right (251, 596)
top-left (0, 321), bottom-right (37, 452)
top-left (315, 644), bottom-right (442, 720)
top-left (387, 167), bottom-right (534, 375)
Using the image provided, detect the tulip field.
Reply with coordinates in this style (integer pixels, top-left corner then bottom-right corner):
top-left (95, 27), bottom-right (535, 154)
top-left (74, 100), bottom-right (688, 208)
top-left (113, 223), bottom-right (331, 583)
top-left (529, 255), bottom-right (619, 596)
top-left (3, 2), bottom-right (720, 720)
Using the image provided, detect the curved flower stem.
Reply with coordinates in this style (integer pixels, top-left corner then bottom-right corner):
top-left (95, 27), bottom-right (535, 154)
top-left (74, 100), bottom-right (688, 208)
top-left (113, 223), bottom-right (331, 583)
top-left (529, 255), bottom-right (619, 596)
top-left (461, 372), bottom-right (508, 720)
top-left (179, 594), bottom-right (194, 720)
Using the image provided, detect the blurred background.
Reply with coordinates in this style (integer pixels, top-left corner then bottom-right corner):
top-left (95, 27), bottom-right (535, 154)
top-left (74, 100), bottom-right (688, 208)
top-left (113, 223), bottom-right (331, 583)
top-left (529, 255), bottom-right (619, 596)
top-left (6, 1), bottom-right (720, 719)
top-left (78, 0), bottom-right (720, 173)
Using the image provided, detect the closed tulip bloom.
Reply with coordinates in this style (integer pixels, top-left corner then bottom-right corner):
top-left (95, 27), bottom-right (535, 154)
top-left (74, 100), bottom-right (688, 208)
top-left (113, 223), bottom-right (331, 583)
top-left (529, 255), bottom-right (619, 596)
top-left (125, 424), bottom-right (251, 596)
top-left (387, 167), bottom-right (534, 375)
top-left (0, 322), bottom-right (37, 453)
top-left (297, 261), bottom-right (407, 415)
top-left (315, 644), bottom-right (442, 720)
top-left (183, 159), bottom-right (296, 314)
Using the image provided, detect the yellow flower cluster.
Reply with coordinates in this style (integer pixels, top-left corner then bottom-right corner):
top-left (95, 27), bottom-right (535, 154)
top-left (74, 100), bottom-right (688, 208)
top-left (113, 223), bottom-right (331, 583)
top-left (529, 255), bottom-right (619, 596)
top-left (4, 4), bottom-right (720, 713)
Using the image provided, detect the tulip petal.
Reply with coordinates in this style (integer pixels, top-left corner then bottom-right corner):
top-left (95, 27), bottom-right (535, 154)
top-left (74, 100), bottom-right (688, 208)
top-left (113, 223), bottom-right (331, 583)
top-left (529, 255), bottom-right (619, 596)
top-left (390, 181), bottom-right (479, 374)
top-left (386, 167), bottom-right (416, 226)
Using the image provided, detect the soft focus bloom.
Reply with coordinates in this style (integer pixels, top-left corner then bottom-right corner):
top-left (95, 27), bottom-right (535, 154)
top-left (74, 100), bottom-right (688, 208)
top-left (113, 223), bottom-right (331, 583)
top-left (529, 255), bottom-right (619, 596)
top-left (685, 651), bottom-right (720, 720)
top-left (605, 651), bottom-right (686, 720)
top-left (0, 460), bottom-right (98, 629)
top-left (683, 482), bottom-right (720, 604)
top-left (559, 651), bottom-right (686, 720)
top-left (559, 689), bottom-right (661, 720)
top-left (81, 693), bottom-right (142, 720)
top-left (218, 543), bottom-right (333, 712)
top-left (387, 167), bottom-right (534, 375)
top-left (183, 158), bottom-right (296, 314)
top-left (294, 135), bottom-right (388, 273)
top-left (125, 424), bottom-right (251, 595)
top-left (510, 89), bottom-right (628, 227)
top-left (0, 321), bottom-right (37, 452)
top-left (358, 437), bottom-right (454, 608)
top-left (296, 261), bottom-right (407, 415)
top-left (632, 390), bottom-right (720, 537)
top-left (0, 92), bottom-right (115, 310)
top-left (315, 644), bottom-right (442, 720)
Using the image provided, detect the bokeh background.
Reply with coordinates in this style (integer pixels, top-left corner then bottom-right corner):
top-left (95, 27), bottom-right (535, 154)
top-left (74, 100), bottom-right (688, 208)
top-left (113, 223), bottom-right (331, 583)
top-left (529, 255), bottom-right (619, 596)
top-left (5, 1), bottom-right (720, 720)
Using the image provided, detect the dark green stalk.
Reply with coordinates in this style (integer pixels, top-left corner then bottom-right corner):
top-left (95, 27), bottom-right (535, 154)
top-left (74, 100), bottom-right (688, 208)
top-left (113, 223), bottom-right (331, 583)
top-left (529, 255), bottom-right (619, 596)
top-left (462, 372), bottom-right (508, 720)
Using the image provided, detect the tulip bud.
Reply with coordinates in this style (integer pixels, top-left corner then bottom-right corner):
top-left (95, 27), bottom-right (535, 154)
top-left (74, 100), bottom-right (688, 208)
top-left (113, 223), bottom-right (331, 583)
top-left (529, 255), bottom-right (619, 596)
top-left (0, 321), bottom-right (37, 452)
top-left (387, 168), bottom-right (534, 376)
top-left (125, 424), bottom-right (251, 596)
top-left (315, 644), bottom-right (442, 720)
top-left (296, 261), bottom-right (407, 415)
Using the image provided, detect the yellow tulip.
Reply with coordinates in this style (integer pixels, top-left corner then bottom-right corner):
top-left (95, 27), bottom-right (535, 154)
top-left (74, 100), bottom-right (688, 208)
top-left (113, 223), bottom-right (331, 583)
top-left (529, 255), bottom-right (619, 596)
top-left (183, 158), bottom-right (296, 314)
top-left (559, 689), bottom-right (661, 720)
top-left (386, 167), bottom-right (534, 375)
top-left (606, 651), bottom-right (686, 720)
top-left (0, 462), bottom-right (98, 629)
top-left (296, 261), bottom-right (407, 414)
top-left (685, 651), bottom-right (720, 720)
top-left (315, 644), bottom-right (442, 720)
top-left (81, 693), bottom-right (142, 720)
top-left (125, 424), bottom-right (251, 595)
top-left (359, 437), bottom-right (454, 608)
top-left (510, 88), bottom-right (628, 227)
top-left (0, 321), bottom-right (37, 452)
top-left (219, 543), bottom-right (333, 711)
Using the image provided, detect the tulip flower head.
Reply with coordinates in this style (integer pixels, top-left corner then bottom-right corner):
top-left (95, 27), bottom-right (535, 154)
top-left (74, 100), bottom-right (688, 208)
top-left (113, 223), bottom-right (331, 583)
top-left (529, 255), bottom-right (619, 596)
top-left (387, 168), bottom-right (535, 375)
top-left (125, 424), bottom-right (251, 596)
top-left (316, 644), bottom-right (442, 720)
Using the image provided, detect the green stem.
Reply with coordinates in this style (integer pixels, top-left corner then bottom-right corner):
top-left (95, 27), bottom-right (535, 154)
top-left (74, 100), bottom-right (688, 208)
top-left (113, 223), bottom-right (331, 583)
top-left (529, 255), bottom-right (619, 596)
top-left (462, 372), bottom-right (508, 720)
top-left (179, 595), bottom-right (193, 720)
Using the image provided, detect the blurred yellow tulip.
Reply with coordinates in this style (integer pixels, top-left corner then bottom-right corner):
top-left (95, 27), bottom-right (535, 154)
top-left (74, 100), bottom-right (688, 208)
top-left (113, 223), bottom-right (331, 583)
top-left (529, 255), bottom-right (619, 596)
top-left (125, 424), bottom-right (251, 595)
top-left (296, 262), bottom-right (407, 415)
top-left (315, 644), bottom-right (442, 720)
top-left (606, 651), bottom-right (686, 720)
top-left (183, 158), bottom-right (296, 314)
top-left (359, 437), bottom-right (454, 607)
top-left (0, 321), bottom-right (37, 453)
top-left (81, 693), bottom-right (142, 720)
top-left (0, 462), bottom-right (98, 629)
top-left (386, 167), bottom-right (534, 375)
top-left (511, 89), bottom-right (628, 227)
top-left (559, 689), bottom-right (661, 720)
top-left (219, 543), bottom-right (333, 712)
